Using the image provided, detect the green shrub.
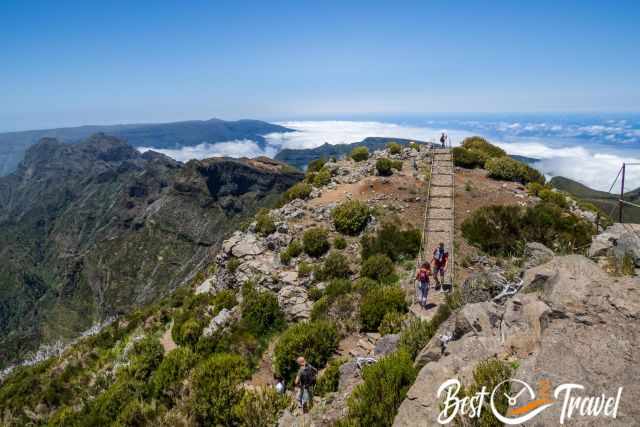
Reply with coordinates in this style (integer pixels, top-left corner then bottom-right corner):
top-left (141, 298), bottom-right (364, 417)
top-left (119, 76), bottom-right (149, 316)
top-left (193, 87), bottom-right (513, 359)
top-left (315, 357), bottom-right (348, 396)
top-left (462, 203), bottom-right (595, 255)
top-left (360, 286), bottom-right (407, 331)
top-left (116, 399), bottom-right (156, 427)
top-left (461, 136), bottom-right (506, 158)
top-left (303, 227), bottom-right (330, 257)
top-left (233, 387), bottom-right (292, 427)
top-left (190, 353), bottom-right (249, 426)
top-left (361, 222), bottom-right (421, 262)
top-left (177, 318), bottom-right (203, 348)
top-left (310, 295), bottom-right (330, 321)
top-left (308, 286), bottom-right (324, 301)
top-left (324, 278), bottom-right (353, 301)
top-left (227, 257), bottom-right (241, 273)
top-left (538, 188), bottom-right (568, 208)
top-left (313, 168), bottom-right (332, 187)
top-left (127, 336), bottom-right (164, 381)
top-left (320, 251), bottom-right (351, 279)
top-left (391, 160), bottom-right (403, 171)
top-left (622, 252), bottom-right (635, 276)
top-left (387, 142), bottom-right (401, 154)
top-left (398, 318), bottom-right (437, 360)
top-left (378, 311), bottom-right (405, 335)
top-left (526, 181), bottom-right (545, 196)
top-left (350, 146), bottom-right (369, 162)
top-left (298, 261), bottom-right (313, 277)
top-left (255, 209), bottom-right (276, 236)
top-left (376, 158), bottom-right (393, 176)
top-left (454, 359), bottom-right (513, 427)
top-left (453, 147), bottom-right (485, 168)
top-left (280, 239), bottom-right (303, 265)
top-left (284, 182), bottom-right (313, 201)
top-left (86, 379), bottom-right (140, 426)
top-left (409, 142), bottom-right (421, 151)
top-left (273, 321), bottom-right (339, 383)
top-left (353, 277), bottom-right (380, 294)
top-left (307, 158), bottom-right (327, 173)
top-left (361, 254), bottom-right (394, 281)
top-left (212, 289), bottom-right (237, 312)
top-left (334, 236), bottom-right (347, 250)
top-left (343, 351), bottom-right (416, 426)
top-left (332, 200), bottom-right (371, 235)
top-left (151, 347), bottom-right (198, 403)
top-left (241, 283), bottom-right (285, 335)
top-left (485, 157), bottom-right (545, 184)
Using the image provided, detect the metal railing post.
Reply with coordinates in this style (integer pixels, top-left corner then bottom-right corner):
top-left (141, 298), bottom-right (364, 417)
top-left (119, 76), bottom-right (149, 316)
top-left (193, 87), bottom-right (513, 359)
top-left (619, 163), bottom-right (625, 223)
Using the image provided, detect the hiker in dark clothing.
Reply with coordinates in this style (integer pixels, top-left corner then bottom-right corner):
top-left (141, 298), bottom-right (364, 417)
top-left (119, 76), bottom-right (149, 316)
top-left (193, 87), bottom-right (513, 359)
top-left (432, 242), bottom-right (449, 291)
top-left (440, 132), bottom-right (448, 148)
top-left (415, 262), bottom-right (432, 307)
top-left (294, 356), bottom-right (317, 412)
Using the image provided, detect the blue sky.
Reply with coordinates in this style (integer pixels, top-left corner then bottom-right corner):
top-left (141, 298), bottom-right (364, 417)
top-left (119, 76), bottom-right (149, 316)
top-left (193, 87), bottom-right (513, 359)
top-left (1, 0), bottom-right (639, 131)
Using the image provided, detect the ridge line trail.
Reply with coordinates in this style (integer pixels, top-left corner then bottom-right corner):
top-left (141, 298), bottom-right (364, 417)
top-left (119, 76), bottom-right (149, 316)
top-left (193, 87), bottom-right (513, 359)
top-left (408, 147), bottom-right (454, 321)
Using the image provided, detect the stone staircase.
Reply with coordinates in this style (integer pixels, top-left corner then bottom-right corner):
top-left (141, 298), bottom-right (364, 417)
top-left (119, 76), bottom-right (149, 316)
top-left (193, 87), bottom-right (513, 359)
top-left (409, 148), bottom-right (455, 321)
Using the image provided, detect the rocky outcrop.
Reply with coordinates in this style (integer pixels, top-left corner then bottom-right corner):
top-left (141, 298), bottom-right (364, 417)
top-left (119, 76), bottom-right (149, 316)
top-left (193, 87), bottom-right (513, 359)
top-left (523, 241), bottom-right (555, 269)
top-left (394, 255), bottom-right (640, 426)
top-left (277, 286), bottom-right (312, 321)
top-left (589, 223), bottom-right (640, 267)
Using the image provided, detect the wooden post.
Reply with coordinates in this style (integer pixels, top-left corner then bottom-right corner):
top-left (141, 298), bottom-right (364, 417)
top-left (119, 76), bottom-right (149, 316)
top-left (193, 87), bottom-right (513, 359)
top-left (619, 163), bottom-right (625, 223)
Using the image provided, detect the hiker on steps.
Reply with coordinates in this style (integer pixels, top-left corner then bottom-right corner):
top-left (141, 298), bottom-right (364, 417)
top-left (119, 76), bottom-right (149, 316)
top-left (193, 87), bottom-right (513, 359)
top-left (440, 132), bottom-right (448, 148)
top-left (432, 242), bottom-right (449, 291)
top-left (416, 262), bottom-right (432, 308)
top-left (294, 356), bottom-right (317, 413)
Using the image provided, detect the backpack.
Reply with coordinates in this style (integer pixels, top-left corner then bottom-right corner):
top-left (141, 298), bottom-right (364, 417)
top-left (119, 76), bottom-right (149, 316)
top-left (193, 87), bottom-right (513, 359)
top-left (433, 248), bottom-right (448, 264)
top-left (299, 365), bottom-right (317, 387)
top-left (419, 268), bottom-right (429, 282)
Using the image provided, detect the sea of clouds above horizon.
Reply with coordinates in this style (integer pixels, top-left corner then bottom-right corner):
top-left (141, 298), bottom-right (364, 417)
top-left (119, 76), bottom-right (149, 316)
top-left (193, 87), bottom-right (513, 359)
top-left (138, 120), bottom-right (639, 192)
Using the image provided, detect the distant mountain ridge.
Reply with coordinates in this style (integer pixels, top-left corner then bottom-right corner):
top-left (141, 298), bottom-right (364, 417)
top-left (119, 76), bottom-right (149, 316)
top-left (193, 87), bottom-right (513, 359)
top-left (550, 175), bottom-right (640, 222)
top-left (275, 137), bottom-right (427, 170)
top-left (0, 133), bottom-right (302, 367)
top-left (0, 118), bottom-right (293, 176)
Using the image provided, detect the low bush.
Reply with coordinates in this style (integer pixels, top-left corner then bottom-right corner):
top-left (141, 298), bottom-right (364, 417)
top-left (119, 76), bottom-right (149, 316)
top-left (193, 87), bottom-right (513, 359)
top-left (324, 278), bottom-right (353, 301)
top-left (409, 142), bottom-right (421, 151)
top-left (233, 387), bottom-right (291, 427)
top-left (453, 359), bottom-right (513, 427)
top-left (273, 321), bottom-right (339, 383)
top-left (127, 336), bottom-right (164, 381)
top-left (361, 222), bottom-right (420, 262)
top-left (334, 236), bottom-right (347, 249)
top-left (485, 157), bottom-right (545, 185)
top-left (361, 254), bottom-right (394, 281)
top-left (255, 209), bottom-right (276, 236)
top-left (284, 182), bottom-right (312, 201)
top-left (391, 160), bottom-right (403, 170)
top-left (212, 290), bottom-right (237, 312)
top-left (280, 239), bottom-right (303, 265)
top-left (462, 203), bottom-right (595, 255)
top-left (308, 286), bottom-right (324, 301)
top-left (177, 318), bottom-right (203, 348)
top-left (310, 295), bottom-right (330, 321)
top-left (376, 158), bottom-right (393, 176)
top-left (386, 142), bottom-right (401, 154)
top-left (86, 379), bottom-right (140, 426)
top-left (398, 318), bottom-right (437, 360)
top-left (303, 227), bottom-right (331, 257)
top-left (315, 357), bottom-right (348, 396)
top-left (453, 147), bottom-right (485, 168)
top-left (313, 168), bottom-right (332, 187)
top-left (116, 398), bottom-right (157, 426)
top-left (241, 283), bottom-right (285, 336)
top-left (353, 277), bottom-right (380, 294)
top-left (320, 251), bottom-right (351, 279)
top-left (350, 146), bottom-right (369, 162)
top-left (190, 353), bottom-right (249, 426)
top-left (360, 286), bottom-right (407, 331)
top-left (378, 311), bottom-right (405, 335)
top-left (461, 136), bottom-right (506, 158)
top-left (151, 347), bottom-right (198, 403)
top-left (307, 158), bottom-right (327, 173)
top-left (538, 188), bottom-right (568, 208)
top-left (298, 261), bottom-right (313, 277)
top-left (342, 351), bottom-right (416, 426)
top-left (526, 181), bottom-right (545, 196)
top-left (227, 257), bottom-right (241, 273)
top-left (332, 200), bottom-right (370, 235)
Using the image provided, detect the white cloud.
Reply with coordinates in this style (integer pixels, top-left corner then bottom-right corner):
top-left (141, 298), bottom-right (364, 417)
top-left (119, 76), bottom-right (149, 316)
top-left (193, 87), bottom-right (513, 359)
top-left (136, 120), bottom-right (637, 192)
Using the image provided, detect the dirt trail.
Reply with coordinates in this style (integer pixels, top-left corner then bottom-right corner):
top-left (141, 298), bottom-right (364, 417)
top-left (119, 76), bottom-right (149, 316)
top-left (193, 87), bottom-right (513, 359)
top-left (160, 321), bottom-right (177, 354)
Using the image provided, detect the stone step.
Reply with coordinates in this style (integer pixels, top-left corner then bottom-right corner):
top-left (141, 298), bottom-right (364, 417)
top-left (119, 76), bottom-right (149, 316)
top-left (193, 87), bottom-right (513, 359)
top-left (428, 208), bottom-right (451, 219)
top-left (426, 220), bottom-right (453, 232)
top-left (429, 198), bottom-right (453, 209)
top-left (430, 187), bottom-right (453, 197)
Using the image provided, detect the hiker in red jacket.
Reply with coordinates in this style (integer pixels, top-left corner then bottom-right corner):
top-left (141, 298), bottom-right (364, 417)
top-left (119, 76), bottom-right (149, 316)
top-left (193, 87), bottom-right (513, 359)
top-left (432, 242), bottom-right (449, 291)
top-left (415, 262), bottom-right (431, 308)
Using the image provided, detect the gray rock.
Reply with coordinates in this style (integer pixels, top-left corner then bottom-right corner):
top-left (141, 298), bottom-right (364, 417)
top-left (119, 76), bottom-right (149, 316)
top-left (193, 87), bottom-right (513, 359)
top-left (203, 307), bottom-right (239, 337)
top-left (374, 334), bottom-right (400, 356)
top-left (277, 285), bottom-right (312, 321)
top-left (523, 242), bottom-right (554, 269)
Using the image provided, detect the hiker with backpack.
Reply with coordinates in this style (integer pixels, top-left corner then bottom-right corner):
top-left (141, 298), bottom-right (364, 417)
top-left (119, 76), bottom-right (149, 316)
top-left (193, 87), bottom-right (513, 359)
top-left (440, 132), bottom-right (448, 148)
top-left (415, 262), bottom-right (431, 308)
top-left (294, 356), bottom-right (317, 412)
top-left (432, 242), bottom-right (449, 291)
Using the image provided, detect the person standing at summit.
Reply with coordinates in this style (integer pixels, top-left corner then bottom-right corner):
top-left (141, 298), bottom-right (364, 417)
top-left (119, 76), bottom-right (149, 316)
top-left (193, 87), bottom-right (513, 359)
top-left (440, 132), bottom-right (448, 148)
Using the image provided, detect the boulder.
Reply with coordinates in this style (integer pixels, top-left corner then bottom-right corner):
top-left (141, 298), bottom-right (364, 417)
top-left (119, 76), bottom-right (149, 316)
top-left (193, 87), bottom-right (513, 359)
top-left (523, 242), bottom-right (554, 269)
top-left (589, 223), bottom-right (640, 267)
top-left (277, 285), bottom-right (312, 321)
top-left (203, 307), bottom-right (239, 337)
top-left (374, 334), bottom-right (400, 356)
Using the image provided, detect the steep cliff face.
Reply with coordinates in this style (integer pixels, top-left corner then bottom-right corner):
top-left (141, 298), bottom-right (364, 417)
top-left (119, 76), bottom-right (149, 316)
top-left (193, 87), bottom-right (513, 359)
top-left (0, 135), bottom-right (302, 366)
